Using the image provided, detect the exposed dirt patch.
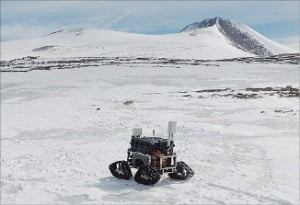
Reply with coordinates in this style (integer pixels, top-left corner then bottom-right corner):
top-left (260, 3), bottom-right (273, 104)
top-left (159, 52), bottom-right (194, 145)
top-left (194, 88), bottom-right (232, 93)
top-left (179, 86), bottom-right (299, 99)
top-left (274, 109), bottom-right (293, 113)
top-left (123, 101), bottom-right (134, 105)
top-left (1, 53), bottom-right (299, 72)
top-left (32, 46), bottom-right (57, 52)
top-left (246, 86), bottom-right (299, 98)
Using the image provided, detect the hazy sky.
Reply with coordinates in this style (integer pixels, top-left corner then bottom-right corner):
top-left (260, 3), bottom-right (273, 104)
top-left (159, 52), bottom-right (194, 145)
top-left (1, 1), bottom-right (299, 48)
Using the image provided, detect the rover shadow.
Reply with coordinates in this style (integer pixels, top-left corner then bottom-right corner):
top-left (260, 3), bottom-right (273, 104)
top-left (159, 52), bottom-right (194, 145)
top-left (89, 175), bottom-right (187, 193)
top-left (158, 177), bottom-right (188, 186)
top-left (90, 176), bottom-right (152, 192)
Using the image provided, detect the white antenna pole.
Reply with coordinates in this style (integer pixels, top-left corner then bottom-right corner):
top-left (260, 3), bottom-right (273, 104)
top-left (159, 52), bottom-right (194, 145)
top-left (168, 121), bottom-right (177, 146)
top-left (152, 129), bottom-right (155, 144)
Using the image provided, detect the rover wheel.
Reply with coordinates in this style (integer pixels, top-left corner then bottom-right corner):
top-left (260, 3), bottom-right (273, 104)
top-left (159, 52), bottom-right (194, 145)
top-left (109, 160), bottom-right (132, 180)
top-left (134, 166), bottom-right (160, 185)
top-left (169, 161), bottom-right (194, 180)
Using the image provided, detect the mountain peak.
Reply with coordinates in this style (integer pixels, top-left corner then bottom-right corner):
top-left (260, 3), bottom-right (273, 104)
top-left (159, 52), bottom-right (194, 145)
top-left (180, 17), bottom-right (231, 32)
top-left (180, 17), bottom-right (285, 56)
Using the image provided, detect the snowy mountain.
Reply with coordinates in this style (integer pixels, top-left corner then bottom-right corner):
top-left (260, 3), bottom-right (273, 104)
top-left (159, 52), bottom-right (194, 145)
top-left (1, 17), bottom-right (294, 61)
top-left (181, 17), bottom-right (292, 56)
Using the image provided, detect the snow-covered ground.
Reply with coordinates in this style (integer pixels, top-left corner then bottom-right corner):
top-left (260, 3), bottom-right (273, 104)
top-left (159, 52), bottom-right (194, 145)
top-left (0, 26), bottom-right (252, 61)
top-left (1, 22), bottom-right (294, 62)
top-left (1, 62), bottom-right (299, 204)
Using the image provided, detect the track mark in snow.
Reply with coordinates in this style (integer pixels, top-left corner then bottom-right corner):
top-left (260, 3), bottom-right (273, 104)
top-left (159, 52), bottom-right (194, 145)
top-left (56, 194), bottom-right (93, 204)
top-left (208, 183), bottom-right (292, 205)
top-left (202, 195), bottom-right (226, 205)
top-left (2, 183), bottom-right (23, 194)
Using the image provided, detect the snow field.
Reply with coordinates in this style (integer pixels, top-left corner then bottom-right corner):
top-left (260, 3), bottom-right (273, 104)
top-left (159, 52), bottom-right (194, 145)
top-left (1, 63), bottom-right (299, 204)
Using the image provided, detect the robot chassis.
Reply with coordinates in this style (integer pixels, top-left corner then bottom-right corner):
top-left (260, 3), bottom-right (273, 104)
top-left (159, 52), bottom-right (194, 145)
top-left (109, 121), bottom-right (194, 185)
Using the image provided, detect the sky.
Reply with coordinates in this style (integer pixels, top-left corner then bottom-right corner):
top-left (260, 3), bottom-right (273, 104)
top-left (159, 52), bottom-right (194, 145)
top-left (1, 1), bottom-right (299, 49)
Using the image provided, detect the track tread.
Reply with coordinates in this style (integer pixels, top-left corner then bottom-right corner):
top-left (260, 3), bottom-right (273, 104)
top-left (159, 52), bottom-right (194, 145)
top-left (109, 160), bottom-right (132, 180)
top-left (134, 166), bottom-right (161, 185)
top-left (169, 161), bottom-right (194, 180)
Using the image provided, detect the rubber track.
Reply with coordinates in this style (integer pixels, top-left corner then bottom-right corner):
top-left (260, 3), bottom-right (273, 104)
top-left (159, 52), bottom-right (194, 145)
top-left (109, 160), bottom-right (132, 180)
top-left (134, 166), bottom-right (161, 185)
top-left (169, 161), bottom-right (194, 180)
